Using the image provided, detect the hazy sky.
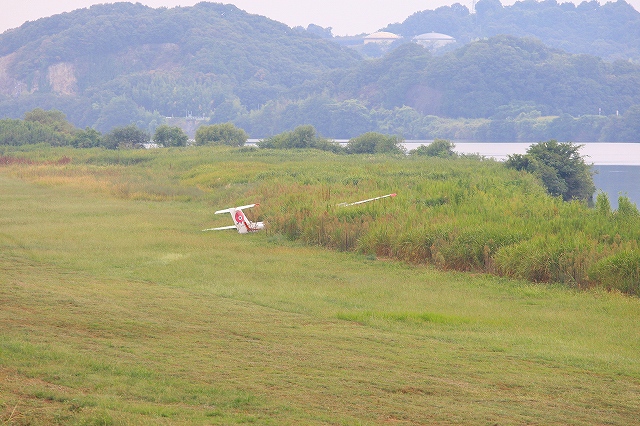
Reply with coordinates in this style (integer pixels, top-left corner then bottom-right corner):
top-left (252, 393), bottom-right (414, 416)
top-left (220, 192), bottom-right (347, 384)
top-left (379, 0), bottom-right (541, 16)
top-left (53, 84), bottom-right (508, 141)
top-left (2, 0), bottom-right (639, 36)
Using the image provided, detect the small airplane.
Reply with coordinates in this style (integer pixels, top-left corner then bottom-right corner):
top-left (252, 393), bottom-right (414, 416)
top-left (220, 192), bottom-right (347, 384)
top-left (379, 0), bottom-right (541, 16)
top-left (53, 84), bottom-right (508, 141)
top-left (204, 193), bottom-right (396, 234)
top-left (202, 203), bottom-right (265, 234)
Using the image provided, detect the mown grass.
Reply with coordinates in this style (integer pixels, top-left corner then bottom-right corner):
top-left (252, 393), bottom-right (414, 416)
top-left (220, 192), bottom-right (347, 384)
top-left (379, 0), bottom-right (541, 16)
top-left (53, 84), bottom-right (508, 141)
top-left (1, 145), bottom-right (639, 424)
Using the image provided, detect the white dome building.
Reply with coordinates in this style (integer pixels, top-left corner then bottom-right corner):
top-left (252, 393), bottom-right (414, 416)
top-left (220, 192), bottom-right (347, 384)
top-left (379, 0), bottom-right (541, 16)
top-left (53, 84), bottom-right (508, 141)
top-left (413, 32), bottom-right (455, 49)
top-left (364, 31), bottom-right (402, 45)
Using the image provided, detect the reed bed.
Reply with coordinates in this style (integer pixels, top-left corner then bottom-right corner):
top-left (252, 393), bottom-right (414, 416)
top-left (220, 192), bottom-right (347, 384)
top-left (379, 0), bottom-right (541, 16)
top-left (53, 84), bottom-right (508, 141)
top-left (227, 154), bottom-right (639, 295)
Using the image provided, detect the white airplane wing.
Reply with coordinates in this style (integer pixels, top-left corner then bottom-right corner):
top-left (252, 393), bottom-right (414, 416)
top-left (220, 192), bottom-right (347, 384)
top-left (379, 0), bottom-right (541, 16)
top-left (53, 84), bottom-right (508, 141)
top-left (202, 225), bottom-right (238, 232)
top-left (337, 193), bottom-right (396, 207)
top-left (215, 204), bottom-right (258, 215)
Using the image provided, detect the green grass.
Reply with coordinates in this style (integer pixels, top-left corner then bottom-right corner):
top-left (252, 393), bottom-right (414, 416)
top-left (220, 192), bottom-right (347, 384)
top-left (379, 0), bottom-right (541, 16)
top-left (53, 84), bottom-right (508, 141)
top-left (1, 147), bottom-right (640, 424)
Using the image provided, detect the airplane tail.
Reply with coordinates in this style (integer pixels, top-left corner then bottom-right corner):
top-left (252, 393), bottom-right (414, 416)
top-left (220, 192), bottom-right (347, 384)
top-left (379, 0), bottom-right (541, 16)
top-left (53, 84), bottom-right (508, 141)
top-left (209, 203), bottom-right (265, 233)
top-left (231, 208), bottom-right (251, 234)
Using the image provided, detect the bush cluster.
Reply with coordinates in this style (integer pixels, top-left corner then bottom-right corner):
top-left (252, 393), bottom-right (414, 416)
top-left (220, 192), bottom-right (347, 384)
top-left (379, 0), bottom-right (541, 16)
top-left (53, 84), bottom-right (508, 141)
top-left (0, 109), bottom-right (190, 149)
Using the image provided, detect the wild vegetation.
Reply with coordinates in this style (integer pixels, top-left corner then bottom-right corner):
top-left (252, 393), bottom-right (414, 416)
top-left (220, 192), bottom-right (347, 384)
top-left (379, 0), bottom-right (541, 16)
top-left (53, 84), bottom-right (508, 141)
top-left (0, 143), bottom-right (636, 295)
top-left (1, 144), bottom-right (639, 424)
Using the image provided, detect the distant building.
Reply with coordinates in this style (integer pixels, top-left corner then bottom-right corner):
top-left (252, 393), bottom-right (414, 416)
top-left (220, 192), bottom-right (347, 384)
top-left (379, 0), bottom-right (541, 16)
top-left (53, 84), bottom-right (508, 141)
top-left (413, 32), bottom-right (455, 49)
top-left (364, 31), bottom-right (401, 45)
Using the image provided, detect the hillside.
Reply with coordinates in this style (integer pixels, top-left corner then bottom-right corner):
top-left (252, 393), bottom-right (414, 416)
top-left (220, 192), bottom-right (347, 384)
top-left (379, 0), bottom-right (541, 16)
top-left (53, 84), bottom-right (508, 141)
top-left (384, 0), bottom-right (640, 62)
top-left (320, 36), bottom-right (640, 118)
top-left (234, 38), bottom-right (640, 140)
top-left (2, 1), bottom-right (640, 140)
top-left (0, 2), bottom-right (360, 131)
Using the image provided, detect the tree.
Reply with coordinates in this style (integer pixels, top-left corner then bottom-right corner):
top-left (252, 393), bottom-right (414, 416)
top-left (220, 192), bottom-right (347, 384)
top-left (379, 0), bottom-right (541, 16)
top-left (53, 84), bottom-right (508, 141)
top-left (306, 24), bottom-right (333, 39)
top-left (410, 139), bottom-right (456, 157)
top-left (475, 0), bottom-right (504, 16)
top-left (345, 132), bottom-right (405, 154)
top-left (24, 108), bottom-right (77, 136)
top-left (0, 118), bottom-right (69, 146)
top-left (72, 127), bottom-right (102, 148)
top-left (505, 140), bottom-right (595, 202)
top-left (153, 124), bottom-right (188, 147)
top-left (612, 105), bottom-right (640, 142)
top-left (195, 123), bottom-right (248, 146)
top-left (92, 96), bottom-right (143, 133)
top-left (103, 124), bottom-right (150, 149)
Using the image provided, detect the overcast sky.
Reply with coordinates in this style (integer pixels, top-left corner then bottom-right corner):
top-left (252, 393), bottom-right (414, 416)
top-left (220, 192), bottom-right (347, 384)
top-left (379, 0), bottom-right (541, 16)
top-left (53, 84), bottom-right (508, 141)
top-left (2, 0), bottom-right (639, 37)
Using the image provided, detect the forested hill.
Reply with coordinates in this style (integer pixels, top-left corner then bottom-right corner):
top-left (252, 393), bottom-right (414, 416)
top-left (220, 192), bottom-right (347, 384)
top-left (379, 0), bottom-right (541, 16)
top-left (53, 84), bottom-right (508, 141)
top-left (384, 0), bottom-right (640, 62)
top-left (3, 1), bottom-right (640, 141)
top-left (0, 2), bottom-right (360, 131)
top-left (317, 36), bottom-right (640, 118)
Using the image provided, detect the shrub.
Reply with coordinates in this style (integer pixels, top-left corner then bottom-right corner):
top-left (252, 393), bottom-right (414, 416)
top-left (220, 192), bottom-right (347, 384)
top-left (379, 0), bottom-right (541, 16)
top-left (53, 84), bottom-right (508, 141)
top-left (410, 139), bottom-right (457, 158)
top-left (617, 196), bottom-right (639, 217)
top-left (259, 125), bottom-right (340, 152)
top-left (589, 250), bottom-right (640, 295)
top-left (195, 123), bottom-right (247, 146)
top-left (345, 132), bottom-right (405, 154)
top-left (505, 140), bottom-right (595, 202)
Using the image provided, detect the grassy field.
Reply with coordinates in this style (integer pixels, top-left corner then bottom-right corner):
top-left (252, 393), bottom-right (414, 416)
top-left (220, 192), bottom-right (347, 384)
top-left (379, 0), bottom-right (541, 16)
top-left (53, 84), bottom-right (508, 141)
top-left (1, 147), bottom-right (640, 424)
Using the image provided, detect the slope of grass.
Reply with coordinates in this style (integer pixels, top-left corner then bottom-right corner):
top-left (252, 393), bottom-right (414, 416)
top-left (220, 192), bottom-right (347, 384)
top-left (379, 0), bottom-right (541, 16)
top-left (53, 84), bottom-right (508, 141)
top-left (1, 147), bottom-right (639, 424)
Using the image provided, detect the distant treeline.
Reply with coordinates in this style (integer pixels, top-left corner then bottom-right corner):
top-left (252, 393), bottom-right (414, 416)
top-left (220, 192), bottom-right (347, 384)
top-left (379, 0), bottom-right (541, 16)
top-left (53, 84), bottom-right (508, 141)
top-left (231, 94), bottom-right (640, 142)
top-left (4, 107), bottom-right (640, 163)
top-left (0, 109), bottom-right (165, 149)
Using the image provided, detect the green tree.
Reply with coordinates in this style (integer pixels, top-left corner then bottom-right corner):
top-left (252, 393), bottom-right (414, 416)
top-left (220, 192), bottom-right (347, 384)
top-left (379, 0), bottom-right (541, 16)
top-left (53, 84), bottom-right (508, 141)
top-left (505, 140), bottom-right (595, 202)
top-left (195, 123), bottom-right (247, 146)
top-left (24, 108), bottom-right (77, 136)
top-left (103, 124), bottom-right (149, 149)
top-left (0, 118), bottom-right (65, 146)
top-left (345, 132), bottom-right (405, 154)
top-left (410, 139), bottom-right (456, 157)
top-left (72, 127), bottom-right (102, 148)
top-left (153, 124), bottom-right (188, 147)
